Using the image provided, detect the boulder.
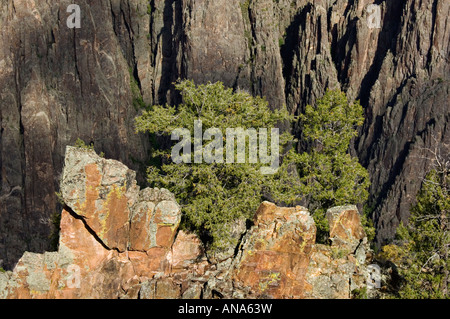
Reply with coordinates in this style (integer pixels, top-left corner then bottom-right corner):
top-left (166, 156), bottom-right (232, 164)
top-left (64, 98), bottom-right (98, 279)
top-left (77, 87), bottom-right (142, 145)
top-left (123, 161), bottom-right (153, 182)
top-left (61, 146), bottom-right (139, 251)
top-left (305, 245), bottom-right (363, 299)
top-left (326, 205), bottom-right (366, 252)
top-left (231, 202), bottom-right (316, 299)
top-left (170, 231), bottom-right (205, 271)
top-left (2, 146), bottom-right (183, 298)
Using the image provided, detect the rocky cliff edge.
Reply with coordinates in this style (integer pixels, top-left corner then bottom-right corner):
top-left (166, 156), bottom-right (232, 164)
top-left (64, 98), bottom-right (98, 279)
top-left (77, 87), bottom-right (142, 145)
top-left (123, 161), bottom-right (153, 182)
top-left (0, 146), bottom-right (372, 299)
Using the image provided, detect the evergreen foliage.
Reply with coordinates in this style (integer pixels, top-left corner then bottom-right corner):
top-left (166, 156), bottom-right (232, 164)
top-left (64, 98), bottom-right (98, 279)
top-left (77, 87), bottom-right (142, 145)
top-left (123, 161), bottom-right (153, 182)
top-left (292, 89), bottom-right (370, 242)
top-left (135, 80), bottom-right (298, 252)
top-left (380, 168), bottom-right (449, 298)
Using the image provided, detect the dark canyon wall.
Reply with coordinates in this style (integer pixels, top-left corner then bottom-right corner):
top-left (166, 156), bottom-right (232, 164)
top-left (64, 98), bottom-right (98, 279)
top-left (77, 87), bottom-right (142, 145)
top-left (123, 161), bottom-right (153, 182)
top-left (0, 0), bottom-right (449, 269)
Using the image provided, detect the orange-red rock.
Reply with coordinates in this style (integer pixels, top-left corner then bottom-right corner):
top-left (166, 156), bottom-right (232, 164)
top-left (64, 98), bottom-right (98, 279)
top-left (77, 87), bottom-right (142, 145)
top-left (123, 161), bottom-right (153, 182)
top-left (232, 202), bottom-right (316, 299)
top-left (170, 231), bottom-right (204, 270)
top-left (0, 148), bottom-right (372, 300)
top-left (326, 205), bottom-right (366, 251)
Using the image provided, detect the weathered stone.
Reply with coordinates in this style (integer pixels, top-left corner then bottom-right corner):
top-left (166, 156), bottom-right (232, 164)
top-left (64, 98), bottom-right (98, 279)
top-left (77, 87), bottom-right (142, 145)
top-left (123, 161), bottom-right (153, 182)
top-left (127, 248), bottom-right (170, 278)
top-left (181, 282), bottom-right (203, 299)
top-left (129, 195), bottom-right (181, 251)
top-left (154, 278), bottom-right (181, 299)
top-left (2, 149), bottom-right (373, 299)
top-left (139, 279), bottom-right (157, 299)
top-left (170, 231), bottom-right (204, 270)
top-left (140, 277), bottom-right (181, 299)
top-left (326, 205), bottom-right (366, 251)
top-left (355, 237), bottom-right (368, 265)
top-left (1, 148), bottom-right (183, 298)
top-left (305, 245), bottom-right (360, 299)
top-left (232, 202), bottom-right (316, 299)
top-left (153, 201), bottom-right (181, 248)
top-left (59, 209), bottom-right (109, 272)
top-left (129, 201), bottom-right (156, 251)
top-left (121, 276), bottom-right (141, 299)
top-left (61, 146), bottom-right (137, 251)
top-left (206, 218), bottom-right (247, 264)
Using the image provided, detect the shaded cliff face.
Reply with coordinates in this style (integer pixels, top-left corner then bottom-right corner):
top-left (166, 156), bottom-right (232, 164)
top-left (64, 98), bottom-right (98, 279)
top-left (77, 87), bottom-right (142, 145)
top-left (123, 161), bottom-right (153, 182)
top-left (0, 0), bottom-right (449, 269)
top-left (0, 0), bottom-right (151, 269)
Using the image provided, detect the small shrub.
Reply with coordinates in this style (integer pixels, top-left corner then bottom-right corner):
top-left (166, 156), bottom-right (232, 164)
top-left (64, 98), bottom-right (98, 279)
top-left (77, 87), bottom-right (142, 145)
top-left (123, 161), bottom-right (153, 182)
top-left (352, 287), bottom-right (368, 299)
top-left (74, 138), bottom-right (94, 151)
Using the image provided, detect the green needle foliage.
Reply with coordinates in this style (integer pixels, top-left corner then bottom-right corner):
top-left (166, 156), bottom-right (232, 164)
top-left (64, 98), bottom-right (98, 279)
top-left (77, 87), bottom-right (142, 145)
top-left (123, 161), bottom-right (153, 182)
top-left (381, 168), bottom-right (449, 298)
top-left (74, 138), bottom-right (94, 151)
top-left (135, 82), bottom-right (371, 251)
top-left (292, 89), bottom-right (370, 242)
top-left (135, 80), bottom-right (298, 253)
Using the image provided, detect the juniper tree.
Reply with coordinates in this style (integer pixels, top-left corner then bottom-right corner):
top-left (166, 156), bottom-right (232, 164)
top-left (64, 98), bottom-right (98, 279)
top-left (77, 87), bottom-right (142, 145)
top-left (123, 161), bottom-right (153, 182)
top-left (135, 82), bottom-right (371, 251)
top-left (135, 80), bottom-right (298, 254)
top-left (292, 89), bottom-right (371, 242)
top-left (381, 142), bottom-right (449, 298)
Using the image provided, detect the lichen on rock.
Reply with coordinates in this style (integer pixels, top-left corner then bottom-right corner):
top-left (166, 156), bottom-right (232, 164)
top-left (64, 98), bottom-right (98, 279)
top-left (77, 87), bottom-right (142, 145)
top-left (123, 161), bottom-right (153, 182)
top-left (2, 148), bottom-right (374, 299)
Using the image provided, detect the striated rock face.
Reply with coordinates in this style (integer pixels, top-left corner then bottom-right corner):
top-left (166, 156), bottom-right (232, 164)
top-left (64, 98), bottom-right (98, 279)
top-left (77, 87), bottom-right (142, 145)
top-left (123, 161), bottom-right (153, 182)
top-left (0, 0), bottom-right (448, 268)
top-left (0, 0), bottom-right (151, 269)
top-left (0, 148), bottom-right (372, 299)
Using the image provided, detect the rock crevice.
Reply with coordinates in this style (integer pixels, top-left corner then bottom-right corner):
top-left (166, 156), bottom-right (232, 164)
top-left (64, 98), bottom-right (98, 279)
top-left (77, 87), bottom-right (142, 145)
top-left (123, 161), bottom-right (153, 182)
top-left (1, 0), bottom-right (448, 269)
top-left (1, 147), bottom-right (372, 299)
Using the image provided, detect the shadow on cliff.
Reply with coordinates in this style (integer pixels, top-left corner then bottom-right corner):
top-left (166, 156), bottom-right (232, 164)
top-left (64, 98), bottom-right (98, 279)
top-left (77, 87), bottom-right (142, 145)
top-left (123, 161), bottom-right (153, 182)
top-left (157, 0), bottom-right (184, 106)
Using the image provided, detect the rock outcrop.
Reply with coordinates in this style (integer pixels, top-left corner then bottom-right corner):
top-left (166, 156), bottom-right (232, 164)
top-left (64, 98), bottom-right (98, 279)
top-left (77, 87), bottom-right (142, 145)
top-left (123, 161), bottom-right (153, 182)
top-left (1, 0), bottom-right (448, 269)
top-left (306, 205), bottom-right (369, 299)
top-left (0, 147), bottom-right (371, 299)
top-left (232, 202), bottom-right (316, 299)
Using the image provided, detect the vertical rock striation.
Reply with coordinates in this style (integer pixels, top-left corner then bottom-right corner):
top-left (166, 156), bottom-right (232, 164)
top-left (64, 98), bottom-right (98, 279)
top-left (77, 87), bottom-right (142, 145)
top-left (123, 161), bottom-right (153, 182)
top-left (0, 0), bottom-right (449, 268)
